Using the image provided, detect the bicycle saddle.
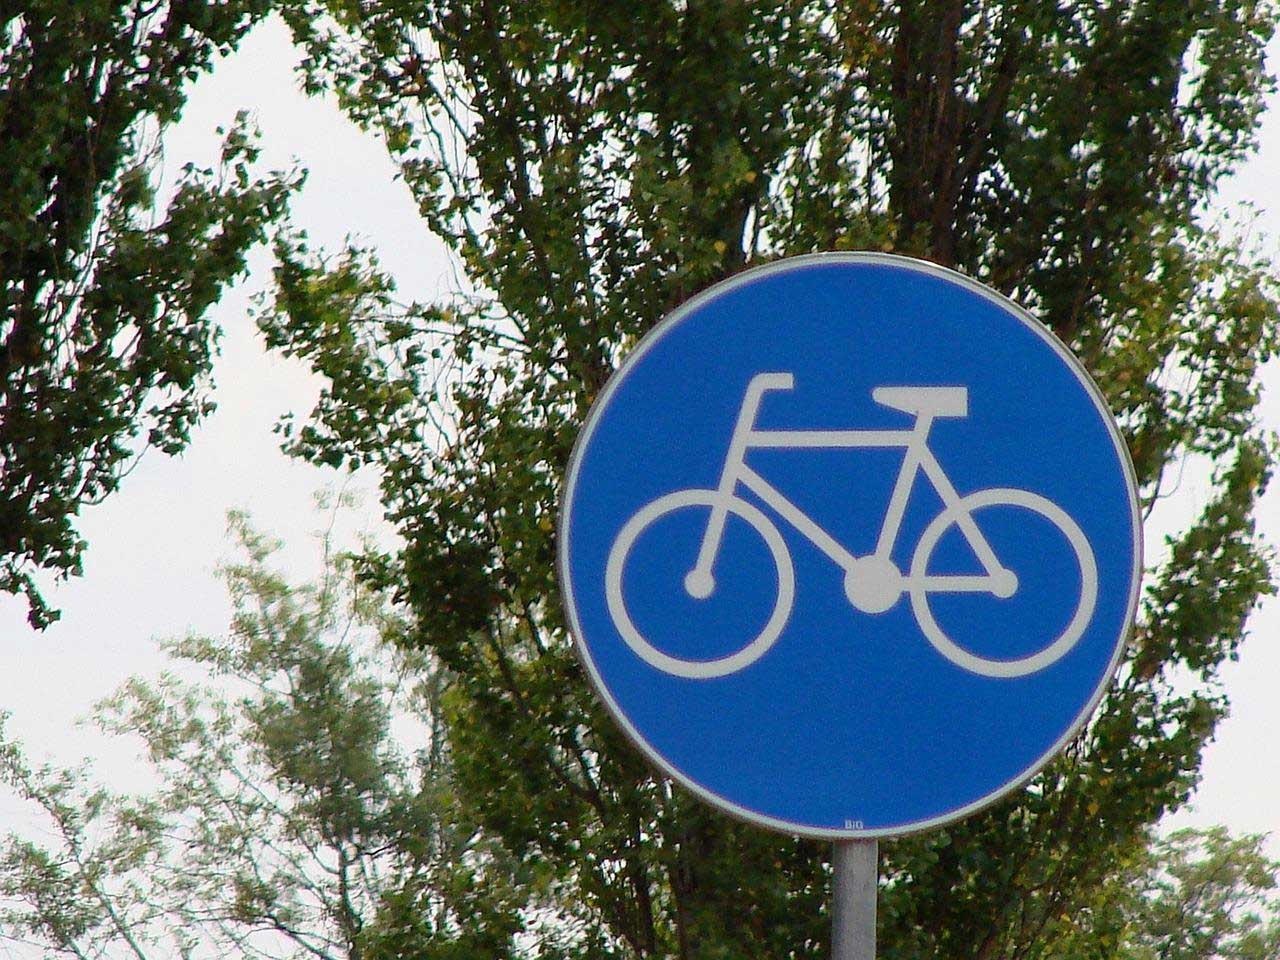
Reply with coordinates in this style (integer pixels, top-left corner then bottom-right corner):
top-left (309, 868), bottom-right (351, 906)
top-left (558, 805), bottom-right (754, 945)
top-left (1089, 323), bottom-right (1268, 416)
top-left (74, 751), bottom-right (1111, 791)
top-left (872, 385), bottom-right (969, 418)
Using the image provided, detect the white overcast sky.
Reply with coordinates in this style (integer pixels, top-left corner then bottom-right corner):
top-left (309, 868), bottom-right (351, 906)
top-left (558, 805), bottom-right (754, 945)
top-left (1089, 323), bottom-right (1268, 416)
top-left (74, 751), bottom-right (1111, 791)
top-left (0, 17), bottom-right (1278, 854)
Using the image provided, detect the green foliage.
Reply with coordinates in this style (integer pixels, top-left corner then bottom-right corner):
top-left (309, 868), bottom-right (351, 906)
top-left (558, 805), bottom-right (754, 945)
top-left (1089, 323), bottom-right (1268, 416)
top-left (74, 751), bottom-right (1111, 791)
top-left (0, 509), bottom-right (522, 959)
top-left (0, 1), bottom-right (299, 627)
top-left (1042, 827), bottom-right (1280, 960)
top-left (1133, 828), bottom-right (1280, 960)
top-left (260, 1), bottom-right (1280, 957)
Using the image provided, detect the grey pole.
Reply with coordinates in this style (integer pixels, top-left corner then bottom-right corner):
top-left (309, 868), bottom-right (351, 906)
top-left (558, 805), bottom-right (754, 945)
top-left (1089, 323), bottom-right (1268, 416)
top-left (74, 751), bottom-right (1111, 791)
top-left (831, 838), bottom-right (878, 960)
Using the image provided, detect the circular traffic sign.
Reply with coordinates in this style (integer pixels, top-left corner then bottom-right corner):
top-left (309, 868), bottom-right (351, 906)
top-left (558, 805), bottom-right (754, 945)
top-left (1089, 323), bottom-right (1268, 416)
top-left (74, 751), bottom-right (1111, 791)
top-left (558, 253), bottom-right (1141, 837)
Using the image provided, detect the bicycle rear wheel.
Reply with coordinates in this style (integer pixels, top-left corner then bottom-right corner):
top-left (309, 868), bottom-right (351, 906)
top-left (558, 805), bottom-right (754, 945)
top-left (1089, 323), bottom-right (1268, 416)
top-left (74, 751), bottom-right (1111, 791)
top-left (908, 488), bottom-right (1097, 678)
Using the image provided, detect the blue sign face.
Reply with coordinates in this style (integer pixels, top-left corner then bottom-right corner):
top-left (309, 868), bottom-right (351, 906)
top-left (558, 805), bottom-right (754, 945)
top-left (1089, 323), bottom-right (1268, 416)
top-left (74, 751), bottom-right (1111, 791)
top-left (558, 253), bottom-right (1141, 838)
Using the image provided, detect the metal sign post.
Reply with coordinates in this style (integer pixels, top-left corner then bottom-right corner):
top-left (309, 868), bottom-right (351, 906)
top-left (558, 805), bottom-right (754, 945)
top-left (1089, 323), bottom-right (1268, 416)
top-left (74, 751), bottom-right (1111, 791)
top-left (832, 839), bottom-right (877, 960)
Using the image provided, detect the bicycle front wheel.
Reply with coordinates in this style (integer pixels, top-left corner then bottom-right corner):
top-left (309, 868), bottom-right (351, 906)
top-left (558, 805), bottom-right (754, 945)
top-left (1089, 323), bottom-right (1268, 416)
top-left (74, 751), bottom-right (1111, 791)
top-left (605, 490), bottom-right (795, 679)
top-left (908, 488), bottom-right (1098, 678)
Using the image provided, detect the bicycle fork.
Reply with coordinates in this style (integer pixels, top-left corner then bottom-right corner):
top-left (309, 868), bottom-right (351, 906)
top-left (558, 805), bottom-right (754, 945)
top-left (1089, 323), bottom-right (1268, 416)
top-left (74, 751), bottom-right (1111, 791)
top-left (684, 372), bottom-right (795, 599)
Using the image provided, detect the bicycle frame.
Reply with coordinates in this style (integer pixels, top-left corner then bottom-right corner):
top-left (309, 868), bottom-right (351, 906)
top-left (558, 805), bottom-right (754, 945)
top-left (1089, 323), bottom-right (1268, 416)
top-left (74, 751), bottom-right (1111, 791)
top-left (686, 372), bottom-right (1008, 596)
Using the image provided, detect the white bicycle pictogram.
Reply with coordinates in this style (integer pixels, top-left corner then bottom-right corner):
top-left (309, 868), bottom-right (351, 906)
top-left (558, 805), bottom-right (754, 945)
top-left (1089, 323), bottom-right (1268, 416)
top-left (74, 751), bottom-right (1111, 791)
top-left (605, 372), bottom-right (1098, 680)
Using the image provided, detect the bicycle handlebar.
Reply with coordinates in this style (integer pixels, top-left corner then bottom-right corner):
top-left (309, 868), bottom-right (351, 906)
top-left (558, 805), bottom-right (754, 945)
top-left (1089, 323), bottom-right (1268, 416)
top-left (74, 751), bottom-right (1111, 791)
top-left (746, 372), bottom-right (795, 394)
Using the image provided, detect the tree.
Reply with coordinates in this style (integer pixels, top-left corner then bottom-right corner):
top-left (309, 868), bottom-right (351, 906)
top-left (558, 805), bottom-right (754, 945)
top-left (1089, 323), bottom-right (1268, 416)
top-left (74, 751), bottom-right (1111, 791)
top-left (1044, 827), bottom-right (1280, 960)
top-left (0, 508), bottom-right (528, 959)
top-left (0, 0), bottom-right (298, 627)
top-left (259, 1), bottom-right (1280, 957)
top-left (1132, 828), bottom-right (1280, 960)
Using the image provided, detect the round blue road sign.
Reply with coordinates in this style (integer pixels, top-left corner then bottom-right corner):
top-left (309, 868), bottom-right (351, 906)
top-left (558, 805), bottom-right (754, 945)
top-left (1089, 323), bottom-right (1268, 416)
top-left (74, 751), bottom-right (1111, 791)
top-left (558, 253), bottom-right (1141, 838)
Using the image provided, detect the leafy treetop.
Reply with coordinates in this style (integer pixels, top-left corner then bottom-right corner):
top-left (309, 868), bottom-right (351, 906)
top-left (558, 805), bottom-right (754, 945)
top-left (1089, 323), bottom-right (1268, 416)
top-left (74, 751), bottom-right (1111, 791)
top-left (0, 0), bottom-right (298, 627)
